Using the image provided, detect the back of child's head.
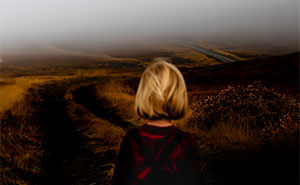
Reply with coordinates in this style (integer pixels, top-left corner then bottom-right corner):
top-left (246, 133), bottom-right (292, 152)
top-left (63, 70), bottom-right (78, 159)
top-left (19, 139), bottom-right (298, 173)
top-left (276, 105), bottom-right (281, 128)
top-left (135, 58), bottom-right (188, 120)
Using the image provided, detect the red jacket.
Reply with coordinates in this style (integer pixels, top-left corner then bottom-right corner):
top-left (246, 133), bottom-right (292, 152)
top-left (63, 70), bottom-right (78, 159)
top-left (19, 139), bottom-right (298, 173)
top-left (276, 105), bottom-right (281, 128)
top-left (111, 124), bottom-right (203, 185)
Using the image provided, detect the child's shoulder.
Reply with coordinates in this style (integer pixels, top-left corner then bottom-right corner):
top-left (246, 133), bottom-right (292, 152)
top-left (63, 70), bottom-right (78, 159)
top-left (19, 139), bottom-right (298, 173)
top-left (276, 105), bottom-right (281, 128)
top-left (123, 125), bottom-right (196, 142)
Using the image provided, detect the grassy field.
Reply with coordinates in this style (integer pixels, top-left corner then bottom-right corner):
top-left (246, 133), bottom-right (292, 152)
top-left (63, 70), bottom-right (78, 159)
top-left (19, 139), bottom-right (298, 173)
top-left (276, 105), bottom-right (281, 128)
top-left (0, 48), bottom-right (299, 185)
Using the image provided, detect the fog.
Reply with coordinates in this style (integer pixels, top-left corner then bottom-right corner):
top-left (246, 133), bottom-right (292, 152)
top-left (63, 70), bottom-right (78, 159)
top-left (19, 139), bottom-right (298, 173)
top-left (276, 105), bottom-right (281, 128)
top-left (1, 0), bottom-right (299, 52)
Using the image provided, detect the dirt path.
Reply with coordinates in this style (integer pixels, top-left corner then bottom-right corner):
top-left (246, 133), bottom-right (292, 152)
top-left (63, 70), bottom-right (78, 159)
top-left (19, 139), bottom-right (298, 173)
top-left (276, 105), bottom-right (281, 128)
top-left (38, 79), bottom-right (115, 185)
top-left (72, 84), bottom-right (134, 129)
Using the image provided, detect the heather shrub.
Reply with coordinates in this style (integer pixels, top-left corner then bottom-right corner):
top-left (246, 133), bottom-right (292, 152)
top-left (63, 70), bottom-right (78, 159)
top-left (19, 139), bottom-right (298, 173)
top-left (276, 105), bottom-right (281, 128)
top-left (190, 81), bottom-right (299, 185)
top-left (191, 81), bottom-right (299, 134)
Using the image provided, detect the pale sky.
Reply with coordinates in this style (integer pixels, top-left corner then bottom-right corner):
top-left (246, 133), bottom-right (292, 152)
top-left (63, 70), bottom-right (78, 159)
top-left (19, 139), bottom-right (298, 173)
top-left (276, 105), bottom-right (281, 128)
top-left (1, 0), bottom-right (299, 48)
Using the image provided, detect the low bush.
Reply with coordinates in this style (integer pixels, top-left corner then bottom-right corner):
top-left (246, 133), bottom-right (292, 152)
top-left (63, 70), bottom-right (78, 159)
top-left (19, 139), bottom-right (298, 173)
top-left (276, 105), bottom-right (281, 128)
top-left (191, 81), bottom-right (299, 132)
top-left (189, 81), bottom-right (299, 185)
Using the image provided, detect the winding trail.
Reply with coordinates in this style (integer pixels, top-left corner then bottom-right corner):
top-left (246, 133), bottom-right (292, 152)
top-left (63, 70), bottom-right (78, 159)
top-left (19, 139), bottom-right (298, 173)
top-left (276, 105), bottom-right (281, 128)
top-left (38, 78), bottom-right (122, 185)
top-left (72, 84), bottom-right (133, 130)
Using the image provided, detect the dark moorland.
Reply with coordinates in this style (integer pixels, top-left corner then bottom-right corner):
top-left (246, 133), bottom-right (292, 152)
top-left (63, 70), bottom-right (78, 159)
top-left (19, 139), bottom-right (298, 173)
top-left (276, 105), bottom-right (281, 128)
top-left (0, 46), bottom-right (299, 185)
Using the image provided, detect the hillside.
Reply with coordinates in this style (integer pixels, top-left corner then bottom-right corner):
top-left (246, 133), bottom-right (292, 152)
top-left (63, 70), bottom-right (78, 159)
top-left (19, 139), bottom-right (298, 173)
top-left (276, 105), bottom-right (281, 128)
top-left (181, 52), bottom-right (299, 97)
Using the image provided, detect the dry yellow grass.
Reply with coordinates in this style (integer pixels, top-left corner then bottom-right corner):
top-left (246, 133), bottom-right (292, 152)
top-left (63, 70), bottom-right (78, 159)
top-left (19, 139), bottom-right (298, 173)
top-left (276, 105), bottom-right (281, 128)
top-left (173, 107), bottom-right (196, 133)
top-left (74, 68), bottom-right (143, 78)
top-left (211, 48), bottom-right (246, 61)
top-left (176, 49), bottom-right (215, 63)
top-left (96, 79), bottom-right (140, 124)
top-left (1, 90), bottom-right (44, 185)
top-left (0, 76), bottom-right (72, 113)
top-left (74, 69), bottom-right (110, 77)
top-left (0, 83), bottom-right (24, 112)
top-left (197, 120), bottom-right (261, 151)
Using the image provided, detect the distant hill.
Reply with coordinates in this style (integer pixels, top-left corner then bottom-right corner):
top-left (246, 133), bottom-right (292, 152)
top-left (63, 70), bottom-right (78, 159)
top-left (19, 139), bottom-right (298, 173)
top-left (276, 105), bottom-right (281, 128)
top-left (181, 52), bottom-right (299, 97)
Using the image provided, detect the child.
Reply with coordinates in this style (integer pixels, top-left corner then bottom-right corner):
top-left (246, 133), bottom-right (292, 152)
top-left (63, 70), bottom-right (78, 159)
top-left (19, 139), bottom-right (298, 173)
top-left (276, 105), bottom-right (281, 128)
top-left (111, 58), bottom-right (203, 185)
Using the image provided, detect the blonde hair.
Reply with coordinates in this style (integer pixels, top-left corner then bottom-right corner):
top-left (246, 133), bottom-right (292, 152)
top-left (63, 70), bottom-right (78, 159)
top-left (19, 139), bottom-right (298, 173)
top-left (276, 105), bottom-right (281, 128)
top-left (135, 58), bottom-right (188, 120)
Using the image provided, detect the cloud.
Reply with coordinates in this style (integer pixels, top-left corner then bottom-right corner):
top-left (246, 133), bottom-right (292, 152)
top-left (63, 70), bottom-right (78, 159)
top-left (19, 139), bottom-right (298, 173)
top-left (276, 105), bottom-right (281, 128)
top-left (2, 0), bottom-right (299, 47)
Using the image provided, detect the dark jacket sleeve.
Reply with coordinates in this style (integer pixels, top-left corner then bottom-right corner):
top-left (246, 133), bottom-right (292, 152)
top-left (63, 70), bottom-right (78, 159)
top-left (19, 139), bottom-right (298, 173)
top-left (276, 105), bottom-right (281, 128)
top-left (111, 131), bottom-right (133, 185)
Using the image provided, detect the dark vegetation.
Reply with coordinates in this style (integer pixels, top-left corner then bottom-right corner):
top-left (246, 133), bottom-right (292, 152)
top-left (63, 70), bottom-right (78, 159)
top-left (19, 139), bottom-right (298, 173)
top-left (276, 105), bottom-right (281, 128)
top-left (0, 51), bottom-right (299, 185)
top-left (190, 82), bottom-right (299, 185)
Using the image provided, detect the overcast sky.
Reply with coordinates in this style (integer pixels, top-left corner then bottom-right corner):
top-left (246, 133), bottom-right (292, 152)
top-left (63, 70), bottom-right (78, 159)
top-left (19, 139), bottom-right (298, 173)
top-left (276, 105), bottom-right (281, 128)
top-left (1, 0), bottom-right (299, 49)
